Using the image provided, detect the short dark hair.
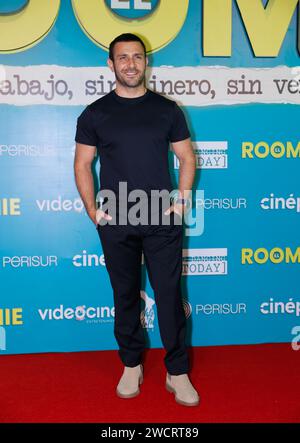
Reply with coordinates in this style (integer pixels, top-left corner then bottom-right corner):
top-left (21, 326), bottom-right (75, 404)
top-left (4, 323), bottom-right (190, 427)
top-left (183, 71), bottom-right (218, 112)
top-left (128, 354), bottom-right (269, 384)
top-left (109, 33), bottom-right (146, 61)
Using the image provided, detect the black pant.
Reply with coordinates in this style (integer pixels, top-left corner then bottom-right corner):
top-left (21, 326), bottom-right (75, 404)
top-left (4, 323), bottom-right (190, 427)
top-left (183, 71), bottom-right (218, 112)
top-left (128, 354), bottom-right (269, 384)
top-left (96, 200), bottom-right (189, 375)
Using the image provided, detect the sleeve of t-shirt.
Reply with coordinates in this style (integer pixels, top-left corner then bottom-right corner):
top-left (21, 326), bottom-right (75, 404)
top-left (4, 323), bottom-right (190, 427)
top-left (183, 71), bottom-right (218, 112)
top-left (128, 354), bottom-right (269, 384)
top-left (168, 102), bottom-right (191, 143)
top-left (75, 106), bottom-right (98, 147)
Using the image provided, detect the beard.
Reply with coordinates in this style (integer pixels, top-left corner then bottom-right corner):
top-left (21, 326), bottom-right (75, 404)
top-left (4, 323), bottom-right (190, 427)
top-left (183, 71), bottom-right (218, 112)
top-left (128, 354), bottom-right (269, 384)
top-left (114, 68), bottom-right (146, 89)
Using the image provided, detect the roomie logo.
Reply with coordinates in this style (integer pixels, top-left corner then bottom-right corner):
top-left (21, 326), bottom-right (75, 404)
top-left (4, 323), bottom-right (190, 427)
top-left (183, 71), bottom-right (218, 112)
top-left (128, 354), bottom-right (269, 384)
top-left (242, 141), bottom-right (300, 159)
top-left (242, 247), bottom-right (300, 265)
top-left (0, 306), bottom-right (22, 352)
top-left (0, 308), bottom-right (23, 326)
top-left (106, 0), bottom-right (160, 19)
top-left (0, 197), bottom-right (21, 216)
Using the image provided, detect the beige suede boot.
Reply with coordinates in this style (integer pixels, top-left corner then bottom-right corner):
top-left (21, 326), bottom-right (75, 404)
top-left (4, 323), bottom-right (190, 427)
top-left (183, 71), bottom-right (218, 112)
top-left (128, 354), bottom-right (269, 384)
top-left (166, 373), bottom-right (200, 406)
top-left (116, 364), bottom-right (143, 398)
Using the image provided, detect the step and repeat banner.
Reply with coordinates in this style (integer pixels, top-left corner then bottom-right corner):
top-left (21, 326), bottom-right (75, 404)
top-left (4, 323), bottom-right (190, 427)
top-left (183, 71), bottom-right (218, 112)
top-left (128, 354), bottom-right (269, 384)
top-left (1, 0), bottom-right (300, 355)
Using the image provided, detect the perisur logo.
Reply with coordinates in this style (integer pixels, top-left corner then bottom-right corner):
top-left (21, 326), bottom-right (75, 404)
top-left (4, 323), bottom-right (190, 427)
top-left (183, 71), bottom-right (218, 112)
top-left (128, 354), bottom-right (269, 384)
top-left (106, 0), bottom-right (159, 19)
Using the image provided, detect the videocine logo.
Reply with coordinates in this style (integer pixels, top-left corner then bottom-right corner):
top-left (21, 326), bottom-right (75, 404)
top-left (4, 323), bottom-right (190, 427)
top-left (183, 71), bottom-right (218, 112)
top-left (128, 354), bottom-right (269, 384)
top-left (38, 304), bottom-right (115, 321)
top-left (107, 0), bottom-right (159, 19)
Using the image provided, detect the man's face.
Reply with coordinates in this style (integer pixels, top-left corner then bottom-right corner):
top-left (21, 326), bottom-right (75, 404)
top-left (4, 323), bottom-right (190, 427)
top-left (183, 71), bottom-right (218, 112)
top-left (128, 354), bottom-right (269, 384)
top-left (108, 41), bottom-right (148, 89)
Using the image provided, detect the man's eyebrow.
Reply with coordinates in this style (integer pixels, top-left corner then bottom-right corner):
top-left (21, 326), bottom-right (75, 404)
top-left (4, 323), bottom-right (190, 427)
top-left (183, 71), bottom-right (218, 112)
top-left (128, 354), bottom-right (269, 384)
top-left (116, 52), bottom-right (144, 57)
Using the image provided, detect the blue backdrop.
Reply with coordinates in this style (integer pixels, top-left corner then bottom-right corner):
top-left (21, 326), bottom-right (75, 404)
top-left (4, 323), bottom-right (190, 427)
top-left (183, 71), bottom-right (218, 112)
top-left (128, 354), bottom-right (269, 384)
top-left (1, 0), bottom-right (300, 354)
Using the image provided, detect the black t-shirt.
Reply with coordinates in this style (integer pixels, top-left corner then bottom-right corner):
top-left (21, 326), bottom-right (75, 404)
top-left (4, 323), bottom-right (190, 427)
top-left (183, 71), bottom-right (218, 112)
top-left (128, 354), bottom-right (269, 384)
top-left (75, 88), bottom-right (190, 196)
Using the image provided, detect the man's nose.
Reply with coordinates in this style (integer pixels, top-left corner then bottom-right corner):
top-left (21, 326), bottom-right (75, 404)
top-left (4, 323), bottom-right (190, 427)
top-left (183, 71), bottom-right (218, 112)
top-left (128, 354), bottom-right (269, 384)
top-left (127, 58), bottom-right (136, 68)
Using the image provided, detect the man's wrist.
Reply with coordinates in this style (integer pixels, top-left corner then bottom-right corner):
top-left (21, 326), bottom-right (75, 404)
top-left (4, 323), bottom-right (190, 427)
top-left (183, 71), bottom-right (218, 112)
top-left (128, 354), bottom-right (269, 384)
top-left (175, 198), bottom-right (188, 206)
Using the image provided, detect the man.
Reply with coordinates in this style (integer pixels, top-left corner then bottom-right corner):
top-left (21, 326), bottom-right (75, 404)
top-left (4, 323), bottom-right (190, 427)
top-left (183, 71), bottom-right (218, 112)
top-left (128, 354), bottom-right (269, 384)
top-left (74, 33), bottom-right (199, 407)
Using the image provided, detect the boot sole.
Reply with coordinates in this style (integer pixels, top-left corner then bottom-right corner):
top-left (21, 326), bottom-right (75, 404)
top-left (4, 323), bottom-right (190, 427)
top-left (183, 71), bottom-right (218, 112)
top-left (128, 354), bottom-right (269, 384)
top-left (166, 381), bottom-right (200, 407)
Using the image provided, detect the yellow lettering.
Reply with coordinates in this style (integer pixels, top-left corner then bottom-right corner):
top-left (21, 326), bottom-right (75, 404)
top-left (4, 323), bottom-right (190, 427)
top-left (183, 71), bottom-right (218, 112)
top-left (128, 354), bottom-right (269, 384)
top-left (255, 142), bottom-right (269, 158)
top-left (241, 248), bottom-right (253, 264)
top-left (0, 198), bottom-right (21, 216)
top-left (286, 141), bottom-right (300, 158)
top-left (10, 198), bottom-right (21, 215)
top-left (0, 308), bottom-right (23, 326)
top-left (270, 247), bottom-right (284, 263)
top-left (203, 0), bottom-right (232, 56)
top-left (286, 247), bottom-right (300, 263)
top-left (71, 0), bottom-right (189, 53)
top-left (12, 308), bottom-right (23, 325)
top-left (0, 0), bottom-right (61, 54)
top-left (241, 142), bottom-right (254, 158)
top-left (270, 142), bottom-right (285, 158)
top-left (254, 248), bottom-right (268, 264)
top-left (5, 309), bottom-right (10, 326)
top-left (204, 0), bottom-right (299, 57)
top-left (236, 0), bottom-right (298, 57)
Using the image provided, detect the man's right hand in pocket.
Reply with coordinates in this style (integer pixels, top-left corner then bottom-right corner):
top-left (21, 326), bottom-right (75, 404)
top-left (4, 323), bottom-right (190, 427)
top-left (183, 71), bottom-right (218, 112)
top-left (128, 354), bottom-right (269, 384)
top-left (95, 208), bottom-right (112, 226)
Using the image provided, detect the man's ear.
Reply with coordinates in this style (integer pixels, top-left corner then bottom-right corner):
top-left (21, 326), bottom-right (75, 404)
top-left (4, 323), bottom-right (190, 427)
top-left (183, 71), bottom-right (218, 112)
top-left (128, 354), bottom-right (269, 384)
top-left (107, 58), bottom-right (114, 72)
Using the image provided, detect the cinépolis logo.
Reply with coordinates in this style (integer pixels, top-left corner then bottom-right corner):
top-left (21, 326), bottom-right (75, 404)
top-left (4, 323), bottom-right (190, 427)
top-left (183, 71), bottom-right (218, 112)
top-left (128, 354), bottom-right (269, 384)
top-left (0, 307), bottom-right (23, 352)
top-left (242, 247), bottom-right (300, 265)
top-left (72, 250), bottom-right (145, 267)
top-left (260, 297), bottom-right (300, 316)
top-left (72, 250), bottom-right (108, 267)
top-left (260, 193), bottom-right (300, 213)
